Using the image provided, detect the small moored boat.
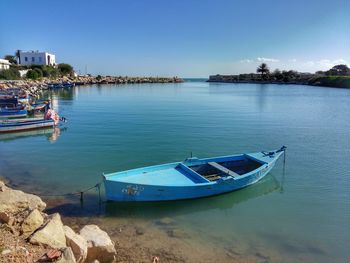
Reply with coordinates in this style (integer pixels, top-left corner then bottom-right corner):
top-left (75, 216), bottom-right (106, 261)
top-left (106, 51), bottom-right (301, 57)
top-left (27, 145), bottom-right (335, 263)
top-left (103, 146), bottom-right (286, 202)
top-left (0, 108), bottom-right (27, 118)
top-left (0, 118), bottom-right (55, 133)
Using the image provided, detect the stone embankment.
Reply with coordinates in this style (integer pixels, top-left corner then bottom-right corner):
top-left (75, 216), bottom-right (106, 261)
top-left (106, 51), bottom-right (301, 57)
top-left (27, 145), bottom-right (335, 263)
top-left (0, 75), bottom-right (183, 96)
top-left (0, 180), bottom-right (117, 263)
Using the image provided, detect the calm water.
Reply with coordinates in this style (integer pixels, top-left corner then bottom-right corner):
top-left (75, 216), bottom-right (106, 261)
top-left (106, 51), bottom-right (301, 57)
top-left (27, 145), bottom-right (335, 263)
top-left (1, 82), bottom-right (350, 262)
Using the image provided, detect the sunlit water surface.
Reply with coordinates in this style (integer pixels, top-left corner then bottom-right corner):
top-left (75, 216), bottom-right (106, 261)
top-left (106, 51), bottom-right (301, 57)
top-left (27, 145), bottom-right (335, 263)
top-left (1, 82), bottom-right (349, 262)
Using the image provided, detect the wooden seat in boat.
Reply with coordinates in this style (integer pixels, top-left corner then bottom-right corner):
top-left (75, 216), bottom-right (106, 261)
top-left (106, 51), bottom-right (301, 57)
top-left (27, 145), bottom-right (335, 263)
top-left (208, 162), bottom-right (239, 177)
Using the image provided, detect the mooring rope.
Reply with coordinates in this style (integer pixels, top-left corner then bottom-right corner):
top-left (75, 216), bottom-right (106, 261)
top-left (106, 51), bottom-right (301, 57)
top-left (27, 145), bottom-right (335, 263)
top-left (25, 181), bottom-right (104, 203)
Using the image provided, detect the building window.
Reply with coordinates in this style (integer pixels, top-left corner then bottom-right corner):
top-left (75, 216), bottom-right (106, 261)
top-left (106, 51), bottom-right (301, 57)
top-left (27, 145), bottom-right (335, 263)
top-left (31, 57), bottom-right (35, 62)
top-left (25, 57), bottom-right (28, 62)
top-left (39, 57), bottom-right (42, 62)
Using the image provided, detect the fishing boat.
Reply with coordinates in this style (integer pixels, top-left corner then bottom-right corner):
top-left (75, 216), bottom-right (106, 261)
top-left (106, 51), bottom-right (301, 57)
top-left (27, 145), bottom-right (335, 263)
top-left (103, 146), bottom-right (286, 202)
top-left (0, 108), bottom-right (27, 118)
top-left (48, 82), bottom-right (75, 89)
top-left (0, 118), bottom-right (55, 133)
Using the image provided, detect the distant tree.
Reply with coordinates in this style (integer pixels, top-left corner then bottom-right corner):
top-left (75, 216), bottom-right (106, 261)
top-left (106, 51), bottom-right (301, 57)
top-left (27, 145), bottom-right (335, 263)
top-left (42, 65), bottom-right (59, 78)
top-left (315, 70), bottom-right (325, 75)
top-left (0, 68), bottom-right (20, 80)
top-left (26, 68), bottom-right (43, 80)
top-left (58, 63), bottom-right (74, 76)
top-left (272, 69), bottom-right (284, 81)
top-left (4, 55), bottom-right (17, 64)
top-left (257, 63), bottom-right (270, 80)
top-left (96, 75), bottom-right (102, 81)
top-left (326, 64), bottom-right (350, 76)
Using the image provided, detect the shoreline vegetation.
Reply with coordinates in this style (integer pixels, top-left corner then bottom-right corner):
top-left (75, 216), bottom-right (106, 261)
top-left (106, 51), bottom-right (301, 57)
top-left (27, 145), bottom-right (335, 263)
top-left (207, 63), bottom-right (350, 89)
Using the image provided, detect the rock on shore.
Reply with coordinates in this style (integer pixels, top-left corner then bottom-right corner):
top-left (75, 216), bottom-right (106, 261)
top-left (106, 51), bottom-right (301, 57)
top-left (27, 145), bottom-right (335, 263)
top-left (0, 180), bottom-right (117, 262)
top-left (80, 224), bottom-right (116, 263)
top-left (0, 181), bottom-right (46, 214)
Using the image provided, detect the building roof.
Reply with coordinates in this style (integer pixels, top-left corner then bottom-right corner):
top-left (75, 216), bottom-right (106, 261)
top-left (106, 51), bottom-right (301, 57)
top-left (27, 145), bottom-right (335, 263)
top-left (0, 59), bottom-right (11, 65)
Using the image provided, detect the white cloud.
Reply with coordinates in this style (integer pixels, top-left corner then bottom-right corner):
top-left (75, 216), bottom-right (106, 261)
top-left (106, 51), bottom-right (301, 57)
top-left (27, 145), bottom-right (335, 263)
top-left (256, 57), bottom-right (279, 63)
top-left (288, 59), bottom-right (297, 63)
top-left (304, 61), bottom-right (315, 67)
top-left (239, 57), bottom-right (279, 63)
top-left (239, 59), bottom-right (253, 63)
top-left (332, 59), bottom-right (347, 65)
top-left (303, 59), bottom-right (348, 70)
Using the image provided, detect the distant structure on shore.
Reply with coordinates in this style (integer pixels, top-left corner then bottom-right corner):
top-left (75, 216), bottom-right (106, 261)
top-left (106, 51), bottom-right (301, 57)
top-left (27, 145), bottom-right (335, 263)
top-left (0, 59), bottom-right (11, 71)
top-left (19, 51), bottom-right (56, 66)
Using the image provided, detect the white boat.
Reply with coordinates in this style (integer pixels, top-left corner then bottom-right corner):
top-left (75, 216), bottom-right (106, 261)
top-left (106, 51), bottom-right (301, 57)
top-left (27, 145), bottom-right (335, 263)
top-left (0, 118), bottom-right (55, 133)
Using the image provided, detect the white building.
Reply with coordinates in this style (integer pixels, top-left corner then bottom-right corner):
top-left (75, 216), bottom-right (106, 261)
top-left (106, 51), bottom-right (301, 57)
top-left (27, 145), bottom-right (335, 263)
top-left (0, 59), bottom-right (11, 71)
top-left (19, 51), bottom-right (56, 66)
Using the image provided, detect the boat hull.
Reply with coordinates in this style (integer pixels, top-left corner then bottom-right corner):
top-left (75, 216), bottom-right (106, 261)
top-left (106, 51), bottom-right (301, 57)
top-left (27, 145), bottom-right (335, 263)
top-left (0, 109), bottom-right (27, 118)
top-left (104, 149), bottom-right (284, 202)
top-left (0, 119), bottom-right (55, 133)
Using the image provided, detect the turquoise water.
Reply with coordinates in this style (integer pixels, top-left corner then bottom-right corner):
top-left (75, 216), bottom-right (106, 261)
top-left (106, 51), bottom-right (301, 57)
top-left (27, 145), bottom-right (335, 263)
top-left (1, 82), bottom-right (350, 262)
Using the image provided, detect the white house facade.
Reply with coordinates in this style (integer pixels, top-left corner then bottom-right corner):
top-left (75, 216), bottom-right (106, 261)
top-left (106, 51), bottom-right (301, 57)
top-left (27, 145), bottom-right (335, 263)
top-left (19, 51), bottom-right (56, 66)
top-left (0, 59), bottom-right (11, 71)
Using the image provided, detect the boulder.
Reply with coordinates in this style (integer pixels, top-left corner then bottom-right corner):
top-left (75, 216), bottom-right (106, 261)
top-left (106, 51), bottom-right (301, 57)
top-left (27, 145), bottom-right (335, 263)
top-left (30, 213), bottom-right (66, 248)
top-left (0, 211), bottom-right (13, 225)
top-left (57, 247), bottom-right (76, 263)
top-left (80, 225), bottom-right (116, 263)
top-left (21, 209), bottom-right (44, 237)
top-left (0, 181), bottom-right (46, 214)
top-left (63, 225), bottom-right (88, 263)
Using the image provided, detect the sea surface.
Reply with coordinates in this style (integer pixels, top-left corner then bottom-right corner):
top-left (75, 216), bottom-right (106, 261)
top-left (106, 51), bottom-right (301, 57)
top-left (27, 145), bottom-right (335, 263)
top-left (1, 81), bottom-right (349, 262)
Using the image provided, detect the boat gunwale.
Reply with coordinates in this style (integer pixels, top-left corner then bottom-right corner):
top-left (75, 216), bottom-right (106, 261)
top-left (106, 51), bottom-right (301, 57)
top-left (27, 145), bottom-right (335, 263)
top-left (103, 151), bottom-right (279, 187)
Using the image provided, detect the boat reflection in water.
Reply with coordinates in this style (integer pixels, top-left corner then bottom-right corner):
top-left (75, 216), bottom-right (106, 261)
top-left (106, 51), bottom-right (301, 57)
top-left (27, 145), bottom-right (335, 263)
top-left (0, 127), bottom-right (65, 143)
top-left (104, 173), bottom-right (281, 219)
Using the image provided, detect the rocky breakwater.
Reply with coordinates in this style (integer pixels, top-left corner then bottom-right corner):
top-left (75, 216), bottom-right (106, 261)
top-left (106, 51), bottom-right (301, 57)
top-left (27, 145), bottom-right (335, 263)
top-left (0, 75), bottom-right (184, 94)
top-left (0, 180), bottom-right (117, 263)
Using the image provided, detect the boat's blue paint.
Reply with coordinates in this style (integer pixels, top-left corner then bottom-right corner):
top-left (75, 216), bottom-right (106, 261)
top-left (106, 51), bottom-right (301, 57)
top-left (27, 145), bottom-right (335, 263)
top-left (0, 109), bottom-right (27, 118)
top-left (103, 147), bottom-right (286, 202)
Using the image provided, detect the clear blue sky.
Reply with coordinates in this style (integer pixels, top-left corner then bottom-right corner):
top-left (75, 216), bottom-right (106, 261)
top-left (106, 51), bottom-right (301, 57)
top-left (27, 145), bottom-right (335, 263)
top-left (1, 0), bottom-right (349, 77)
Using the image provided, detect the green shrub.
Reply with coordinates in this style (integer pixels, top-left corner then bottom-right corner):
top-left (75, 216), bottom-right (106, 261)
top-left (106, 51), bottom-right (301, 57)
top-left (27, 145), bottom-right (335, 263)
top-left (26, 68), bottom-right (43, 80)
top-left (58, 63), bottom-right (73, 76)
top-left (0, 68), bottom-right (20, 80)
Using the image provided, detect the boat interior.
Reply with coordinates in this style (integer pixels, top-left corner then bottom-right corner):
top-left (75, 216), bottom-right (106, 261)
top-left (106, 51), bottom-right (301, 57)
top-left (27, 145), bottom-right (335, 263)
top-left (105, 155), bottom-right (266, 186)
top-left (187, 157), bottom-right (263, 182)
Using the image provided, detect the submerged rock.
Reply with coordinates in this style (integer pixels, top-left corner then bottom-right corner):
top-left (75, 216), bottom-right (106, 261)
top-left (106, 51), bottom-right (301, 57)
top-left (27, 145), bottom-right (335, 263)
top-left (30, 213), bottom-right (66, 248)
top-left (166, 228), bottom-right (189, 239)
top-left (80, 224), bottom-right (116, 263)
top-left (156, 217), bottom-right (176, 226)
top-left (21, 209), bottom-right (44, 237)
top-left (0, 181), bottom-right (46, 214)
top-left (63, 225), bottom-right (88, 263)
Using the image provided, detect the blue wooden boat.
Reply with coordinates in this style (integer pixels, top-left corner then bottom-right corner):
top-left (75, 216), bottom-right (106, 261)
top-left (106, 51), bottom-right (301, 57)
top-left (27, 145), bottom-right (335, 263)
top-left (0, 118), bottom-right (55, 133)
top-left (48, 82), bottom-right (75, 89)
top-left (0, 108), bottom-right (27, 118)
top-left (103, 146), bottom-right (286, 202)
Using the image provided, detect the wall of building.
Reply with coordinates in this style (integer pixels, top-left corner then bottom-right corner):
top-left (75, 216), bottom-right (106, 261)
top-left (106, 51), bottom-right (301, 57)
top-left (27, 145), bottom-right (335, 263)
top-left (0, 59), bottom-right (11, 71)
top-left (19, 51), bottom-right (56, 66)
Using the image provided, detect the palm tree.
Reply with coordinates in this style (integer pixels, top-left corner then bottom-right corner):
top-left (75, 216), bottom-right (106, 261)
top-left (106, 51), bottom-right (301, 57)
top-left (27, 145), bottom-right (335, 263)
top-left (257, 63), bottom-right (270, 80)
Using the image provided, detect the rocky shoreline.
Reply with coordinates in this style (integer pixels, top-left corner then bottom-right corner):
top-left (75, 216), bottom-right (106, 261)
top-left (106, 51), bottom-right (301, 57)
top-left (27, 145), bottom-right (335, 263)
top-left (0, 76), bottom-right (183, 97)
top-left (0, 180), bottom-right (116, 263)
